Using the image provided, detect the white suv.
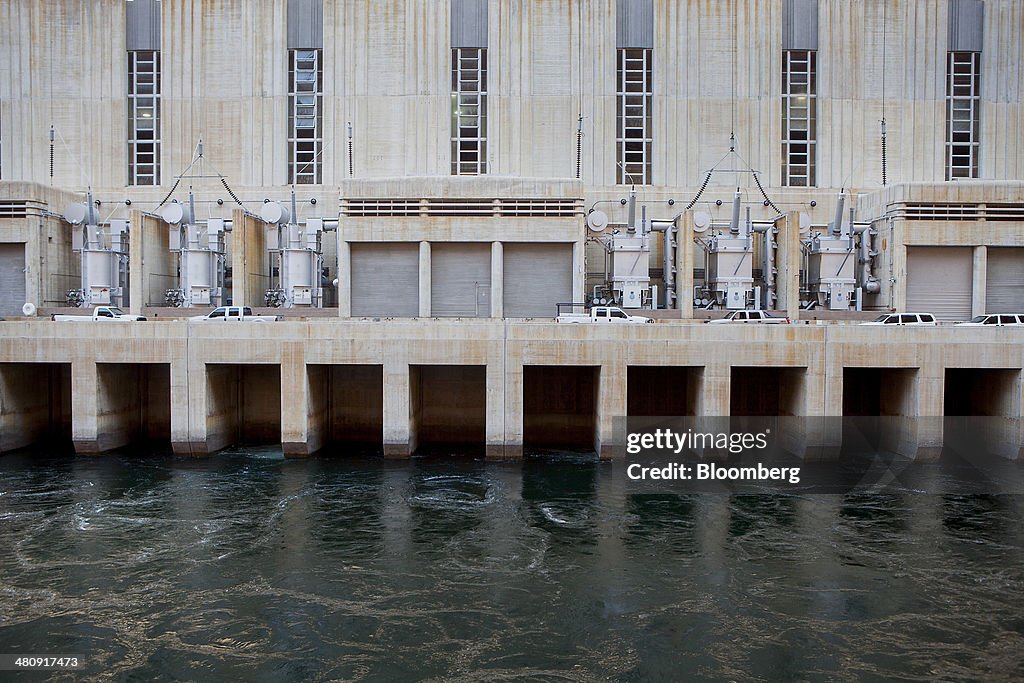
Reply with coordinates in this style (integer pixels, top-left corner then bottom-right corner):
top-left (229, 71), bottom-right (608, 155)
top-left (861, 313), bottom-right (937, 326)
top-left (956, 314), bottom-right (1024, 326)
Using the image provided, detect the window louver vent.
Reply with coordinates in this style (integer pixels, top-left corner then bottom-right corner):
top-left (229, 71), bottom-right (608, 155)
top-left (341, 197), bottom-right (583, 218)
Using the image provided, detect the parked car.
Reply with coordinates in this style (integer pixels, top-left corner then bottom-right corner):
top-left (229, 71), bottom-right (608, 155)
top-left (556, 306), bottom-right (652, 324)
top-left (706, 310), bottom-right (790, 324)
top-left (955, 314), bottom-right (1024, 326)
top-left (189, 306), bottom-right (282, 323)
top-left (860, 313), bottom-right (937, 326)
top-left (53, 306), bottom-right (147, 322)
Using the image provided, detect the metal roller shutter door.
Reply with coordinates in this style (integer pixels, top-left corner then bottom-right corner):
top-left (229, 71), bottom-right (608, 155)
top-left (350, 243), bottom-right (419, 317)
top-left (0, 244), bottom-right (26, 316)
top-left (503, 243), bottom-right (573, 318)
top-left (986, 248), bottom-right (1024, 314)
top-left (431, 243), bottom-right (491, 317)
top-left (905, 246), bottom-right (972, 321)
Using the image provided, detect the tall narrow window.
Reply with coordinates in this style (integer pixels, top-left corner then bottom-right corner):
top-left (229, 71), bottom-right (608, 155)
top-left (128, 50), bottom-right (161, 186)
top-left (288, 48), bottom-right (323, 184)
top-left (451, 47), bottom-right (488, 175)
top-left (616, 48), bottom-right (652, 185)
top-left (945, 51), bottom-right (980, 179)
top-left (781, 50), bottom-right (817, 187)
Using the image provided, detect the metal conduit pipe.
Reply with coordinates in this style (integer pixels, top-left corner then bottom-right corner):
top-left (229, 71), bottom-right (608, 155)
top-left (853, 224), bottom-right (881, 294)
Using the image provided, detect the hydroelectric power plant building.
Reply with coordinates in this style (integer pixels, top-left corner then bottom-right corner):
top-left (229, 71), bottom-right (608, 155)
top-left (0, 0), bottom-right (1022, 458)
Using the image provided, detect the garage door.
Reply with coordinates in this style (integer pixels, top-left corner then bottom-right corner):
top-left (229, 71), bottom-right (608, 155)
top-left (905, 247), bottom-right (973, 321)
top-left (503, 243), bottom-right (573, 318)
top-left (431, 243), bottom-right (491, 317)
top-left (350, 243), bottom-right (419, 317)
top-left (986, 248), bottom-right (1024, 314)
top-left (0, 243), bottom-right (26, 316)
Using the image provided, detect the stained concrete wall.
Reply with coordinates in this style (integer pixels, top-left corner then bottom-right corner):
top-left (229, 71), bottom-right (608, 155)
top-left (411, 365), bottom-right (487, 450)
top-left (94, 363), bottom-right (170, 452)
top-left (0, 362), bottom-right (71, 452)
top-left (231, 209), bottom-right (268, 309)
top-left (206, 363), bottom-right (281, 452)
top-left (0, 320), bottom-right (1022, 460)
top-left (523, 365), bottom-right (599, 450)
top-left (5, 1), bottom-right (1023, 193)
top-left (627, 366), bottom-right (701, 417)
top-left (128, 209), bottom-right (176, 313)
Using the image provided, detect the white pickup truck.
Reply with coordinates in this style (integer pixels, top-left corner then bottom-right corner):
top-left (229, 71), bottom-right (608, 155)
top-left (53, 306), bottom-right (147, 322)
top-left (556, 306), bottom-right (652, 324)
top-left (706, 310), bottom-right (790, 324)
top-left (189, 306), bottom-right (282, 323)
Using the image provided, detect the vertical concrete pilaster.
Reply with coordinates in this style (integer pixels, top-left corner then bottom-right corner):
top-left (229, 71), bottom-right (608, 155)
top-left (504, 362), bottom-right (524, 459)
top-left (572, 240), bottom-right (585, 305)
top-left (701, 362), bottom-right (731, 417)
top-left (676, 212), bottom-right (694, 318)
top-left (596, 363), bottom-right (626, 460)
top-left (188, 353), bottom-right (214, 455)
top-left (891, 221), bottom-right (907, 312)
top-left (281, 342), bottom-right (312, 457)
top-left (337, 239), bottom-right (351, 317)
top-left (128, 210), bottom-right (144, 317)
top-left (383, 358), bottom-right (412, 458)
top-left (419, 241), bottom-right (431, 317)
top-left (170, 358), bottom-right (192, 455)
top-left (776, 212), bottom-right (801, 320)
top-left (916, 361), bottom-right (945, 460)
top-left (490, 241), bottom-right (503, 318)
top-left (972, 245), bottom-right (987, 318)
top-left (71, 361), bottom-right (99, 454)
top-left (485, 361), bottom-right (506, 459)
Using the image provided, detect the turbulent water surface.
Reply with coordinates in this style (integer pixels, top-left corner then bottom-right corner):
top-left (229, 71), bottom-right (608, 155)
top-left (1, 449), bottom-right (1023, 681)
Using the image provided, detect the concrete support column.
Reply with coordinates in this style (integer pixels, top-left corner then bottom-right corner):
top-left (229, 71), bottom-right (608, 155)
top-left (485, 361), bottom-right (506, 459)
top-left (572, 240), bottom-right (585, 305)
top-left (281, 342), bottom-right (314, 457)
top-left (383, 358), bottom-right (412, 458)
top-left (596, 363), bottom-right (626, 460)
top-left (891, 221), bottom-right (907, 312)
top-left (676, 212), bottom-right (694, 318)
top-left (71, 361), bottom-right (99, 454)
top-left (490, 241), bottom-right (503, 318)
top-left (915, 361), bottom-right (945, 460)
top-left (419, 241), bottom-right (431, 317)
top-left (187, 353), bottom-right (215, 455)
top-left (972, 245), bottom-right (987, 318)
top-left (337, 239), bottom-right (351, 317)
top-left (504, 362), bottom-right (524, 459)
top-left (128, 211), bottom-right (144, 317)
top-left (170, 358), bottom-right (192, 455)
top-left (701, 362), bottom-right (730, 417)
top-left (776, 212), bottom-right (801, 320)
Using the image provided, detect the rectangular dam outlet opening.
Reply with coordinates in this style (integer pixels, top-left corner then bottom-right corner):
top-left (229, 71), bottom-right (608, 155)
top-left (206, 364), bottom-right (281, 451)
top-left (843, 368), bottom-right (919, 417)
top-left (96, 363), bottom-right (171, 452)
top-left (410, 365), bottom-right (486, 455)
top-left (730, 367), bottom-right (807, 416)
top-left (944, 369), bottom-right (1020, 417)
top-left (627, 366), bottom-right (702, 417)
top-left (0, 363), bottom-right (72, 452)
top-left (943, 368), bottom-right (1022, 459)
top-left (841, 367), bottom-right (920, 452)
top-left (307, 364), bottom-right (384, 453)
top-left (523, 365), bottom-right (599, 452)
